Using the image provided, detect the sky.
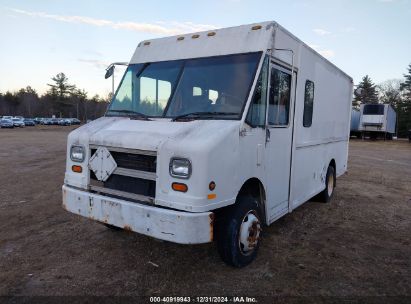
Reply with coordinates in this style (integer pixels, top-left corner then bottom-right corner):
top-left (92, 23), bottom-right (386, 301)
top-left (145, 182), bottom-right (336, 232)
top-left (0, 0), bottom-right (410, 98)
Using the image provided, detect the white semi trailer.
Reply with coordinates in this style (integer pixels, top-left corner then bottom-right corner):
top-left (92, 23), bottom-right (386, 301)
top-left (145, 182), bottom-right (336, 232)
top-left (359, 104), bottom-right (397, 139)
top-left (62, 21), bottom-right (353, 267)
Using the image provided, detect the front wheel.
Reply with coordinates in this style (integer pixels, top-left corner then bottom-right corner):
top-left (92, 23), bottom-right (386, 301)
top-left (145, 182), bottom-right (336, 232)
top-left (215, 197), bottom-right (263, 267)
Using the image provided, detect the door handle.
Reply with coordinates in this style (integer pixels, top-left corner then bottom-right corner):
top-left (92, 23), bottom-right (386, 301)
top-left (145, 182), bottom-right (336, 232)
top-left (265, 128), bottom-right (271, 143)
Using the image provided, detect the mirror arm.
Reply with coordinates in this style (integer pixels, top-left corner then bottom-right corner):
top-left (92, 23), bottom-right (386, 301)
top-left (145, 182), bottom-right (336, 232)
top-left (105, 62), bottom-right (129, 94)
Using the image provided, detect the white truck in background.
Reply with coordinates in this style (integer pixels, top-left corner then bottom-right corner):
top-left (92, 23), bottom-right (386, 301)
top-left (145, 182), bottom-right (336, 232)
top-left (62, 21), bottom-right (352, 267)
top-left (359, 104), bottom-right (397, 139)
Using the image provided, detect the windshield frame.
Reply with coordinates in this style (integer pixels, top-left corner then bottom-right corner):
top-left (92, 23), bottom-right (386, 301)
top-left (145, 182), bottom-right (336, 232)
top-left (105, 52), bottom-right (263, 121)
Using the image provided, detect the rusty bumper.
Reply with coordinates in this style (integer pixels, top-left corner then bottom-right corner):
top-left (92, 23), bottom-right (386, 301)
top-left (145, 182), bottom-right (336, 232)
top-left (62, 185), bottom-right (214, 244)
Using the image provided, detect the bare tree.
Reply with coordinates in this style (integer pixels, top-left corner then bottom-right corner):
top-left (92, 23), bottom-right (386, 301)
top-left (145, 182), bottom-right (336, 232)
top-left (377, 79), bottom-right (402, 109)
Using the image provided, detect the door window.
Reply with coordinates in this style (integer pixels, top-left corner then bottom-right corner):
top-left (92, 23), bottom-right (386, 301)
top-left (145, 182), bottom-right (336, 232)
top-left (268, 68), bottom-right (291, 126)
top-left (246, 56), bottom-right (269, 127)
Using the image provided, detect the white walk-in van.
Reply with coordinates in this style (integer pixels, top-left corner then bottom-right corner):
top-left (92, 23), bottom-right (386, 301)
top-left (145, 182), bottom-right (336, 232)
top-left (63, 21), bottom-right (353, 267)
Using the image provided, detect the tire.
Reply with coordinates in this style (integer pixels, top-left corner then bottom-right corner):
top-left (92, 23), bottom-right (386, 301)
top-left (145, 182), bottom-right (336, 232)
top-left (319, 165), bottom-right (336, 203)
top-left (215, 196), bottom-right (263, 268)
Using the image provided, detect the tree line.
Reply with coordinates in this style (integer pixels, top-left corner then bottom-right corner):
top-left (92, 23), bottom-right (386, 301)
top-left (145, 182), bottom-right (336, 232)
top-left (1, 65), bottom-right (411, 137)
top-left (0, 73), bottom-right (111, 121)
top-left (353, 63), bottom-right (411, 137)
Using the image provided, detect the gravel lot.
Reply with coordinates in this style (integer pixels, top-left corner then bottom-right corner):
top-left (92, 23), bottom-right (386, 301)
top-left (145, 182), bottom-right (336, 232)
top-left (0, 126), bottom-right (410, 300)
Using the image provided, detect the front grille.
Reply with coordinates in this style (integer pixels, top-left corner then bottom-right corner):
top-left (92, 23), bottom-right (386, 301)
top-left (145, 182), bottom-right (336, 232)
top-left (90, 149), bottom-right (156, 172)
top-left (89, 146), bottom-right (157, 202)
top-left (111, 151), bottom-right (156, 172)
top-left (91, 174), bottom-right (156, 197)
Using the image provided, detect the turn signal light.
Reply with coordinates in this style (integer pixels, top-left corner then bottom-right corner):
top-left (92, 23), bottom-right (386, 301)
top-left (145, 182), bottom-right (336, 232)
top-left (207, 193), bottom-right (217, 200)
top-left (72, 165), bottom-right (82, 173)
top-left (172, 182), bottom-right (188, 193)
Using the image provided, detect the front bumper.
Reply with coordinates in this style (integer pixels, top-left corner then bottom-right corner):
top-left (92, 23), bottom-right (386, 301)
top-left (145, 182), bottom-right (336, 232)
top-left (62, 185), bottom-right (214, 244)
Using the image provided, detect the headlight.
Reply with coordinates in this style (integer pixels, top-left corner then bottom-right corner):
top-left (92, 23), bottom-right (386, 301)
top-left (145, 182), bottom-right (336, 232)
top-left (169, 158), bottom-right (192, 179)
top-left (70, 145), bottom-right (85, 162)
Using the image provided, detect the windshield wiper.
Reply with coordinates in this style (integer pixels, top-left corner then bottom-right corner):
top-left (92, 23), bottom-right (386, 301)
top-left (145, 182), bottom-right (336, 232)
top-left (106, 109), bottom-right (152, 121)
top-left (172, 111), bottom-right (239, 122)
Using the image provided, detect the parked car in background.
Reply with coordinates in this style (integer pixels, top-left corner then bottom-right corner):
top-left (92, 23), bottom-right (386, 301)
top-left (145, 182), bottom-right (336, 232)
top-left (12, 118), bottom-right (25, 127)
top-left (1, 119), bottom-right (14, 128)
top-left (50, 118), bottom-right (59, 125)
top-left (24, 118), bottom-right (36, 126)
top-left (2, 116), bottom-right (13, 120)
top-left (70, 118), bottom-right (81, 125)
top-left (34, 117), bottom-right (43, 124)
top-left (59, 119), bottom-right (72, 126)
top-left (41, 119), bottom-right (52, 125)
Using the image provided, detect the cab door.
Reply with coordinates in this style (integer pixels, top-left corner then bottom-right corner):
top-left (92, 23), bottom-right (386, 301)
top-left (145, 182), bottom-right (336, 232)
top-left (264, 62), bottom-right (296, 223)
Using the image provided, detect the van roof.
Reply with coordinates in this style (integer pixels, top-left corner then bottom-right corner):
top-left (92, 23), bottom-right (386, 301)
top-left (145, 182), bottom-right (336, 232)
top-left (130, 21), bottom-right (276, 64)
top-left (129, 21), bottom-right (352, 81)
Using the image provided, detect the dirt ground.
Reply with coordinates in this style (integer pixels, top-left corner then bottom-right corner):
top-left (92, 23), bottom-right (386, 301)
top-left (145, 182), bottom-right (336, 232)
top-left (0, 126), bottom-right (410, 300)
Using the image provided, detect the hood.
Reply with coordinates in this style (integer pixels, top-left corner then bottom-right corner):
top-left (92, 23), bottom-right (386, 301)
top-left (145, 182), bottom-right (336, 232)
top-left (68, 117), bottom-right (241, 152)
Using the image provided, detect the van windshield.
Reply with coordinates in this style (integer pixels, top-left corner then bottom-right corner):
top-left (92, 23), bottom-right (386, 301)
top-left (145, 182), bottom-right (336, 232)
top-left (106, 52), bottom-right (261, 119)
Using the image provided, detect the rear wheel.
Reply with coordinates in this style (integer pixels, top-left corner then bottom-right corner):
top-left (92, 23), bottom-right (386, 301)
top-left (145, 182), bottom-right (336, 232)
top-left (319, 165), bottom-right (336, 203)
top-left (215, 196), bottom-right (262, 267)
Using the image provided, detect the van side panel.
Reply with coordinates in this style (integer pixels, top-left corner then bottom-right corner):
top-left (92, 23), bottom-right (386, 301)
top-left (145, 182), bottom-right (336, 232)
top-left (284, 38), bottom-right (352, 210)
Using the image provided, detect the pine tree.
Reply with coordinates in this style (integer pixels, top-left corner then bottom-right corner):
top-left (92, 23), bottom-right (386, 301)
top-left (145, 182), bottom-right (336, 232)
top-left (400, 63), bottom-right (411, 99)
top-left (398, 63), bottom-right (411, 137)
top-left (354, 75), bottom-right (379, 104)
top-left (47, 73), bottom-right (76, 100)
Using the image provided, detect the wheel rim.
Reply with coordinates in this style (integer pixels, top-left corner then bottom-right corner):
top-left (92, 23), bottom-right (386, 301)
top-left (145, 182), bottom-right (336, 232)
top-left (327, 172), bottom-right (334, 196)
top-left (238, 211), bottom-right (261, 256)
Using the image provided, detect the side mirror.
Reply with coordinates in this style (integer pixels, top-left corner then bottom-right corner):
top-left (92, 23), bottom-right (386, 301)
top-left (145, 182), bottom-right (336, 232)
top-left (105, 65), bottom-right (114, 79)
